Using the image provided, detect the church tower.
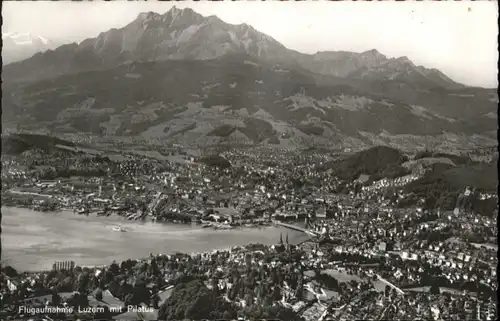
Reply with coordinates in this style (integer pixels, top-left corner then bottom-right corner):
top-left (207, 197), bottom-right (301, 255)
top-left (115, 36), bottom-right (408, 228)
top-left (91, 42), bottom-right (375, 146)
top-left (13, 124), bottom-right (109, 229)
top-left (98, 179), bottom-right (103, 197)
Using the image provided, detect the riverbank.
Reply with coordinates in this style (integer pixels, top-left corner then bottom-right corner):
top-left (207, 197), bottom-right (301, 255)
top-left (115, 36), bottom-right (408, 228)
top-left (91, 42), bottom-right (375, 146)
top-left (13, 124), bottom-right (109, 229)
top-left (2, 207), bottom-right (310, 272)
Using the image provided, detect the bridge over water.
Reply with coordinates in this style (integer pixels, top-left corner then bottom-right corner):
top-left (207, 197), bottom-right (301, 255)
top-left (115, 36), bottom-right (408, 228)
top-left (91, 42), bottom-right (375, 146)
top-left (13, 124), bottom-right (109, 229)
top-left (272, 220), bottom-right (320, 237)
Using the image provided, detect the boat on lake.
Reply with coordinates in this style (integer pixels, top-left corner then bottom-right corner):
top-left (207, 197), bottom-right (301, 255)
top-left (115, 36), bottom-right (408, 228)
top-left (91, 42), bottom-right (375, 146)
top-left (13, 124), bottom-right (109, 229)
top-left (76, 207), bottom-right (88, 215)
top-left (112, 225), bottom-right (127, 232)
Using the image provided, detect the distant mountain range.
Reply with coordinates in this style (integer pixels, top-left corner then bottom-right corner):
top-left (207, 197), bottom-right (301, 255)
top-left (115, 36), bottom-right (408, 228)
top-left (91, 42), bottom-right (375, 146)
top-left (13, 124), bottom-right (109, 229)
top-left (2, 32), bottom-right (60, 65)
top-left (2, 7), bottom-right (465, 90)
top-left (2, 6), bottom-right (497, 150)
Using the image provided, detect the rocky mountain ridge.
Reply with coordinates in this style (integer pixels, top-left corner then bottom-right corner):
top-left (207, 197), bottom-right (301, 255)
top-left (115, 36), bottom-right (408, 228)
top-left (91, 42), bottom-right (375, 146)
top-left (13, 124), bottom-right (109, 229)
top-left (1, 7), bottom-right (495, 150)
top-left (3, 6), bottom-right (465, 91)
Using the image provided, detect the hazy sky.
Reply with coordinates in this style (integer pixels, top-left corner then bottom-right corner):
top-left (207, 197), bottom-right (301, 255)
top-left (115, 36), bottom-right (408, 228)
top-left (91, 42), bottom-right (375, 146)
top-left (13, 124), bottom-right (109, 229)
top-left (2, 1), bottom-right (498, 87)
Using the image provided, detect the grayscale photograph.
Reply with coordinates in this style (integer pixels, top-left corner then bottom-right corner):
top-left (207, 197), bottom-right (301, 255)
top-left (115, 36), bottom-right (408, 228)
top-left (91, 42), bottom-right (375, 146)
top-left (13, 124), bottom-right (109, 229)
top-left (1, 1), bottom-right (498, 320)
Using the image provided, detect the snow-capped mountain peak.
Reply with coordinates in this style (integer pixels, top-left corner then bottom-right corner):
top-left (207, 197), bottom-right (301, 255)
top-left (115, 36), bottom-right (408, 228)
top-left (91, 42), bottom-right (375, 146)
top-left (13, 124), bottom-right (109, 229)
top-left (2, 32), bottom-right (56, 65)
top-left (2, 32), bottom-right (50, 46)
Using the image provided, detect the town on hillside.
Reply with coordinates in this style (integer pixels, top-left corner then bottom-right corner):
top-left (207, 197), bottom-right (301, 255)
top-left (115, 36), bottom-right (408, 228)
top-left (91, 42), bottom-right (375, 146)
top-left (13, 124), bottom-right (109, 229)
top-left (1, 134), bottom-right (498, 321)
top-left (2, 2), bottom-right (498, 321)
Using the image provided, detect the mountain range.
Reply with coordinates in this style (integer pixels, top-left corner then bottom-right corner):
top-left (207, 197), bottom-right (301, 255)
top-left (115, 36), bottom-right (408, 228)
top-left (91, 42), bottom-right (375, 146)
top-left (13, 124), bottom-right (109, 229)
top-left (2, 32), bottom-right (59, 65)
top-left (2, 6), bottom-right (497, 150)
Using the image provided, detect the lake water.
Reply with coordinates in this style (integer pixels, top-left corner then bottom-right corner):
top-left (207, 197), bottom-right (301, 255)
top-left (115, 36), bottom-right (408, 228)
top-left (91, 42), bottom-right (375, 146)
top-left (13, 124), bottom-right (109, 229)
top-left (1, 207), bottom-right (310, 271)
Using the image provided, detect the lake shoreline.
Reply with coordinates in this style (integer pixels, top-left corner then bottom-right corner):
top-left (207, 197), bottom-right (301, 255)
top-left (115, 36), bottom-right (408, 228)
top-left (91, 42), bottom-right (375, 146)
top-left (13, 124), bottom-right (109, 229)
top-left (2, 206), bottom-right (310, 272)
top-left (1, 203), bottom-right (273, 230)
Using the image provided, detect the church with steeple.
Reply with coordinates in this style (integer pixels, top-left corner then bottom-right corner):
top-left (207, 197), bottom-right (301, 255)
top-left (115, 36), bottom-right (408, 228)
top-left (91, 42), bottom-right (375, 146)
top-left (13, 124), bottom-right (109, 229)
top-left (277, 232), bottom-right (292, 253)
